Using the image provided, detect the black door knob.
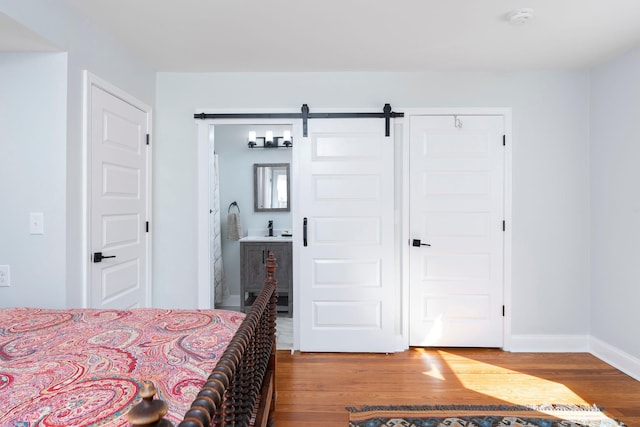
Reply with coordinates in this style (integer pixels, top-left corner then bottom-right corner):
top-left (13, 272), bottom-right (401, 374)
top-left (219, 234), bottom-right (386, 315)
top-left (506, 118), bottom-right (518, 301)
top-left (93, 252), bottom-right (116, 263)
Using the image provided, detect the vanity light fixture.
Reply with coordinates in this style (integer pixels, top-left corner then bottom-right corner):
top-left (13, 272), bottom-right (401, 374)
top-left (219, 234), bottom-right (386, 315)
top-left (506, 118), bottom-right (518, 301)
top-left (283, 130), bottom-right (292, 145)
top-left (247, 130), bottom-right (293, 148)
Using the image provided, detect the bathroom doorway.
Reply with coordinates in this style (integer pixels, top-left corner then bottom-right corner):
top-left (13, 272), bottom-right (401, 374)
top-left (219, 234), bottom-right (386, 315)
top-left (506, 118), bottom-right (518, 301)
top-left (209, 123), bottom-right (294, 348)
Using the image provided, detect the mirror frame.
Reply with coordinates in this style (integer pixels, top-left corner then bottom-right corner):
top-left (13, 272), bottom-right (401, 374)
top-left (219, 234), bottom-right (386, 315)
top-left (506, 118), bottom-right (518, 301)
top-left (253, 163), bottom-right (290, 212)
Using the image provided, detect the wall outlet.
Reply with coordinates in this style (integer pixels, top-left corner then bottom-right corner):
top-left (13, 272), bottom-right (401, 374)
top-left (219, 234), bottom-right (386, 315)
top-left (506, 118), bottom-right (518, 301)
top-left (0, 265), bottom-right (9, 287)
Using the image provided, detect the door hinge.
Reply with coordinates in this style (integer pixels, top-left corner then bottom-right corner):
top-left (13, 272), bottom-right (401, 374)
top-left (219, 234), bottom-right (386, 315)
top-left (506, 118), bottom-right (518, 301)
top-left (502, 305), bottom-right (505, 317)
top-left (502, 220), bottom-right (506, 231)
top-left (146, 221), bottom-right (149, 232)
top-left (502, 135), bottom-right (506, 146)
top-left (146, 134), bottom-right (150, 145)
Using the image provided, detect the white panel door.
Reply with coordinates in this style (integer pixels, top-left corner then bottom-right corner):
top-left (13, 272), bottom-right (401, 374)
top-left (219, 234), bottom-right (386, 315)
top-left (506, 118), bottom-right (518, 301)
top-left (90, 85), bottom-right (149, 309)
top-left (409, 115), bottom-right (504, 347)
top-left (299, 118), bottom-right (396, 352)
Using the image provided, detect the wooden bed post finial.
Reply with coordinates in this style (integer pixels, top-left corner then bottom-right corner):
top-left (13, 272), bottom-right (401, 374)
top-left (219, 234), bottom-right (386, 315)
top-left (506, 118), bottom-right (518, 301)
top-left (265, 250), bottom-right (278, 288)
top-left (127, 381), bottom-right (172, 427)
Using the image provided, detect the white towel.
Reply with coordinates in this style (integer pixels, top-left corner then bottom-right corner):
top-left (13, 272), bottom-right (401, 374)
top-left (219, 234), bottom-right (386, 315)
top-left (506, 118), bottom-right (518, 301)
top-left (227, 211), bottom-right (242, 241)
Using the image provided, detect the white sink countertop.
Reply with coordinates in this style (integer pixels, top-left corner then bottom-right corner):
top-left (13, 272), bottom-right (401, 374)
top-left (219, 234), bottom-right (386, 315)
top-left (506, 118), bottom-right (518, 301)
top-left (240, 228), bottom-right (292, 242)
top-left (239, 236), bottom-right (292, 242)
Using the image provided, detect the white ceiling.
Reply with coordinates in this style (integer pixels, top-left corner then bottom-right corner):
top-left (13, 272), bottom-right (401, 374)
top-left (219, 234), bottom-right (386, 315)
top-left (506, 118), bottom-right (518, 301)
top-left (7, 0), bottom-right (640, 72)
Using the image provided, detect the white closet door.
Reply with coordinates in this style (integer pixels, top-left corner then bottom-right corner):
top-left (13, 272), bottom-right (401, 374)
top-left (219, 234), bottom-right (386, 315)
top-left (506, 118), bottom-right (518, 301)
top-left (409, 115), bottom-right (505, 347)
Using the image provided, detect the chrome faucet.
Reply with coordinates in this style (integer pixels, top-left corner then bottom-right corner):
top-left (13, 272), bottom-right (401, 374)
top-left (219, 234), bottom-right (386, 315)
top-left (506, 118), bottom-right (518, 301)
top-left (268, 220), bottom-right (274, 237)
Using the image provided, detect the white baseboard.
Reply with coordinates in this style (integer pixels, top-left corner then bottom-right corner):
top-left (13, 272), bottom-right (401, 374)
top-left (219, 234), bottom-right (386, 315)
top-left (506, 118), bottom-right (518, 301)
top-left (220, 294), bottom-right (240, 309)
top-left (590, 336), bottom-right (640, 381)
top-left (509, 334), bottom-right (640, 382)
top-left (509, 334), bottom-right (591, 352)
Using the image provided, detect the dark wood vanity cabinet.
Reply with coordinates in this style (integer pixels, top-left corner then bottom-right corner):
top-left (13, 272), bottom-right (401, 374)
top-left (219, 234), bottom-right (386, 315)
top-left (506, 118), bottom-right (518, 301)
top-left (240, 240), bottom-right (292, 317)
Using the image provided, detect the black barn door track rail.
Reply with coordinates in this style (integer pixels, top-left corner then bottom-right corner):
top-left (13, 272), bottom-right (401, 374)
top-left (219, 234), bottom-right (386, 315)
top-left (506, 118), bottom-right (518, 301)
top-left (194, 104), bottom-right (404, 137)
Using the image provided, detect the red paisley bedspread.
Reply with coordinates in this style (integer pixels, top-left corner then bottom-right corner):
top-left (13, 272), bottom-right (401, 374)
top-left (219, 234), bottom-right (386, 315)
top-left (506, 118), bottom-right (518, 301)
top-left (0, 307), bottom-right (245, 426)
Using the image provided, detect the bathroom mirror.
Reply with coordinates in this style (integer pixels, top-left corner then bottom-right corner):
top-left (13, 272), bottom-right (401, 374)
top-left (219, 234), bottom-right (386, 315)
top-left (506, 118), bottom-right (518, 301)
top-left (254, 163), bottom-right (290, 212)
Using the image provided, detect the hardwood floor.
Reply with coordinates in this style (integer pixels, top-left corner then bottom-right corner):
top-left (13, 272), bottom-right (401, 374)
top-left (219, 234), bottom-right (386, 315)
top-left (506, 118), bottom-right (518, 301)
top-left (274, 348), bottom-right (640, 426)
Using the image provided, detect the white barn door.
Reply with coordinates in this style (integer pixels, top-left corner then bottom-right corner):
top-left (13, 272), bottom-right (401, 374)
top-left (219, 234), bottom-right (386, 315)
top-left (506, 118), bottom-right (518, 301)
top-left (88, 79), bottom-right (151, 309)
top-left (409, 115), bottom-right (505, 347)
top-left (298, 118), bottom-right (396, 352)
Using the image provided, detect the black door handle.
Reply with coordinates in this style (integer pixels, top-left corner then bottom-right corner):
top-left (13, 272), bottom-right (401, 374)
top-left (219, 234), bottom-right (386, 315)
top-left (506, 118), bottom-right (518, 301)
top-left (93, 252), bottom-right (116, 263)
top-left (303, 217), bottom-right (308, 247)
top-left (411, 239), bottom-right (431, 247)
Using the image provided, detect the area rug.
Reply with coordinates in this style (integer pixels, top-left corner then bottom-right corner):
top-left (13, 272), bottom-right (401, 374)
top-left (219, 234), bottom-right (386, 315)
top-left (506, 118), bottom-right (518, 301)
top-left (347, 404), bottom-right (627, 426)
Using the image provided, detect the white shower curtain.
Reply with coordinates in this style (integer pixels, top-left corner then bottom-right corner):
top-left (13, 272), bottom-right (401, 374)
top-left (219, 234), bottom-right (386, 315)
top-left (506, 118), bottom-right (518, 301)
top-left (212, 154), bottom-right (228, 306)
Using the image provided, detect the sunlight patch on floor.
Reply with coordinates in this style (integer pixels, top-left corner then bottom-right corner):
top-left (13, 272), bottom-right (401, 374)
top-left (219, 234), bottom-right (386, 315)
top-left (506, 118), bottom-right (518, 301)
top-left (421, 365), bottom-right (446, 380)
top-left (414, 347), bottom-right (447, 380)
top-left (437, 349), bottom-right (589, 405)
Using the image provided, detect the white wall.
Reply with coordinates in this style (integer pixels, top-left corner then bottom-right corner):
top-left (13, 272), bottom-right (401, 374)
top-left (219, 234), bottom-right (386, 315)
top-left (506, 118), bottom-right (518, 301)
top-left (214, 124), bottom-right (292, 297)
top-left (155, 71), bottom-right (591, 339)
top-left (7, 4), bottom-right (640, 360)
top-left (0, 53), bottom-right (67, 308)
top-left (0, 1), bottom-right (156, 307)
top-left (590, 46), bottom-right (640, 359)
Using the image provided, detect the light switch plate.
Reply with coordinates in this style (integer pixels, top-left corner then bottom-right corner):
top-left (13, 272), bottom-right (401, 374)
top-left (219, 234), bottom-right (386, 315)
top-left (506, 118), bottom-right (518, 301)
top-left (0, 265), bottom-right (10, 287)
top-left (30, 212), bottom-right (44, 234)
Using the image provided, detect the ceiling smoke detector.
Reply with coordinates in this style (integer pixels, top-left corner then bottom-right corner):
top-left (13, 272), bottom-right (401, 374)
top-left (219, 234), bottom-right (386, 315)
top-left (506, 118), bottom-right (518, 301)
top-left (507, 8), bottom-right (534, 25)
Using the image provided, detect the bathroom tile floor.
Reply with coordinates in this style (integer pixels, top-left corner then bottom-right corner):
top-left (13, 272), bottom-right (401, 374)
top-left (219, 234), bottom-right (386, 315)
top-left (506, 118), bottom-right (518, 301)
top-left (276, 315), bottom-right (293, 350)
